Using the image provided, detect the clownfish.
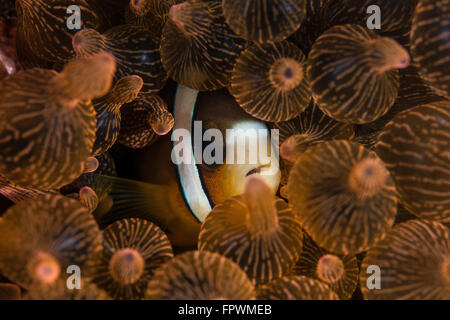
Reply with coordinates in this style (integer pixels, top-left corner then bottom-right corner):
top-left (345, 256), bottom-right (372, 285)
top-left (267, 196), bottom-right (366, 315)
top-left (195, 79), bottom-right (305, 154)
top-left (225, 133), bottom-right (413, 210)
top-left (95, 85), bottom-right (281, 248)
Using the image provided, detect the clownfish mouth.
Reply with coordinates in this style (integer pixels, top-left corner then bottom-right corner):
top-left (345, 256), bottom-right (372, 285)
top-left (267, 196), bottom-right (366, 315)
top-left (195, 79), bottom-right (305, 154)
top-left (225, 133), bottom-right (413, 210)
top-left (246, 164), bottom-right (271, 177)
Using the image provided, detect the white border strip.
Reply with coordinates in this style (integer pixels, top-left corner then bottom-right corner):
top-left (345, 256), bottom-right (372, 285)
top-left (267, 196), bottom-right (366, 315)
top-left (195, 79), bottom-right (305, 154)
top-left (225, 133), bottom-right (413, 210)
top-left (173, 85), bottom-right (212, 222)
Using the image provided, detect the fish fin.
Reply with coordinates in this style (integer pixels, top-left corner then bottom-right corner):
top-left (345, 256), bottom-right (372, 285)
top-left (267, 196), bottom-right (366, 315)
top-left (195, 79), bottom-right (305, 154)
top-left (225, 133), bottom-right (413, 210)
top-left (90, 175), bottom-right (176, 231)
